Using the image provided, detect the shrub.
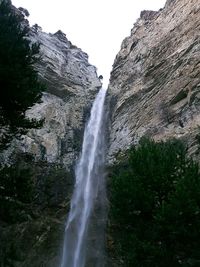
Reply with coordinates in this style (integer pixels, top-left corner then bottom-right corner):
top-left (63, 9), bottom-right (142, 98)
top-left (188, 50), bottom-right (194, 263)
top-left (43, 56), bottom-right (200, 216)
top-left (109, 138), bottom-right (200, 267)
top-left (0, 161), bottom-right (34, 223)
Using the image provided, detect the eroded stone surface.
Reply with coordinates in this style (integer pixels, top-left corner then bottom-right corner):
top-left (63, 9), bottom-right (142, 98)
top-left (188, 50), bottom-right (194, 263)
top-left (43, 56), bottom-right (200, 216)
top-left (0, 7), bottom-right (102, 267)
top-left (3, 25), bottom-right (102, 168)
top-left (108, 0), bottom-right (200, 162)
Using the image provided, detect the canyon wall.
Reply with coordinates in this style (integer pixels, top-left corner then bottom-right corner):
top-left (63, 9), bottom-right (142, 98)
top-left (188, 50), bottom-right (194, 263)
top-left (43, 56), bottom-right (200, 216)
top-left (108, 0), bottom-right (200, 162)
top-left (0, 5), bottom-right (102, 267)
top-left (1, 0), bottom-right (200, 266)
top-left (3, 23), bottom-right (102, 169)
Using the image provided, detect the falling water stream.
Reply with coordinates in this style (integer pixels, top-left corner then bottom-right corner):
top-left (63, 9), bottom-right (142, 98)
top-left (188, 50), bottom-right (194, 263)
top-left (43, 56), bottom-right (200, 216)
top-left (60, 87), bottom-right (107, 267)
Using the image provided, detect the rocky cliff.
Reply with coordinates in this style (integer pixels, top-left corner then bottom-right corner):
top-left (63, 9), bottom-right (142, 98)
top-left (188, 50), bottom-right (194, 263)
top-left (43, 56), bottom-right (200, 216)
top-left (3, 22), bottom-right (102, 169)
top-left (0, 5), bottom-right (102, 267)
top-left (108, 0), bottom-right (200, 162)
top-left (2, 0), bottom-right (200, 266)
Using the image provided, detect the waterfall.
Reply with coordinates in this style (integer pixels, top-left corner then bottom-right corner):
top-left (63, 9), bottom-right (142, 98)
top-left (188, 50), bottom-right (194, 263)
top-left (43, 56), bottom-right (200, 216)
top-left (60, 87), bottom-right (107, 267)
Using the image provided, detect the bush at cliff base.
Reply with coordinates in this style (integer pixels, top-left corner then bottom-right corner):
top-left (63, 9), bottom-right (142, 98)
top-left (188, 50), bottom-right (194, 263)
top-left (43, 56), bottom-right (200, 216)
top-left (109, 138), bottom-right (200, 267)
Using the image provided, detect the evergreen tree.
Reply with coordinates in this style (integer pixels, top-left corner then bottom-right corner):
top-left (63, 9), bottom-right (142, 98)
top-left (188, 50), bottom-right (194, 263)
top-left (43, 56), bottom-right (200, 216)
top-left (109, 138), bottom-right (200, 267)
top-left (0, 0), bottom-right (45, 149)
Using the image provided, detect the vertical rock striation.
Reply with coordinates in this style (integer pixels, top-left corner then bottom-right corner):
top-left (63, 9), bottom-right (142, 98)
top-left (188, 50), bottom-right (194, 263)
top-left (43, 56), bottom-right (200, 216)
top-left (108, 0), bottom-right (200, 161)
top-left (3, 25), bottom-right (102, 168)
top-left (0, 6), bottom-right (102, 267)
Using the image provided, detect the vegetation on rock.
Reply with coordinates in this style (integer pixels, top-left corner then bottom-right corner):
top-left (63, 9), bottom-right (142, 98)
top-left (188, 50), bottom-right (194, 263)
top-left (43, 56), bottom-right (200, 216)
top-left (0, 152), bottom-right (73, 266)
top-left (0, 153), bottom-right (73, 224)
top-left (0, 0), bottom-right (45, 149)
top-left (109, 138), bottom-right (200, 267)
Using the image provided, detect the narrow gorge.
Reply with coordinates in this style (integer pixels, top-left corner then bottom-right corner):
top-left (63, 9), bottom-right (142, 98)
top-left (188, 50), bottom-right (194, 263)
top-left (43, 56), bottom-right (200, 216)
top-left (0, 0), bottom-right (200, 266)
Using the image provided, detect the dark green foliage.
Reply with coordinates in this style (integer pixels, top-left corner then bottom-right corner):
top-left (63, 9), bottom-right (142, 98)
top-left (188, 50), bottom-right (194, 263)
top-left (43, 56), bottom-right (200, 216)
top-left (0, 0), bottom-right (45, 149)
top-left (109, 138), bottom-right (200, 267)
top-left (0, 153), bottom-right (73, 224)
top-left (0, 157), bottom-right (34, 223)
top-left (0, 151), bottom-right (73, 266)
top-left (0, 162), bottom-right (34, 203)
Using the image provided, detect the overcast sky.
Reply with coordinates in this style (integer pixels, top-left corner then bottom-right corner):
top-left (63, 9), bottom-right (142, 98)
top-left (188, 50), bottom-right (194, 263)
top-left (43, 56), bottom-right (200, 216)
top-left (12, 0), bottom-right (166, 86)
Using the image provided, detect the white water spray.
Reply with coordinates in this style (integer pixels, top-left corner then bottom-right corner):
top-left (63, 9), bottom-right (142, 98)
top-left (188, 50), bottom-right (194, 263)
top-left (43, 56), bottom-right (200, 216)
top-left (60, 87), bottom-right (107, 267)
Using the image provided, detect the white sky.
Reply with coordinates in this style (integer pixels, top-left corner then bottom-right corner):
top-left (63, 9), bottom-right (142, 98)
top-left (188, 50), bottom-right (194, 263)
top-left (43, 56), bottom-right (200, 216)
top-left (12, 0), bottom-right (166, 86)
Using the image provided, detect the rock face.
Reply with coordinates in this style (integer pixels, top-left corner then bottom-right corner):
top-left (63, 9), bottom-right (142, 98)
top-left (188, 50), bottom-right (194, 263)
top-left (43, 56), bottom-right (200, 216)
top-left (5, 25), bottom-right (101, 168)
top-left (0, 6), bottom-right (102, 267)
top-left (108, 0), bottom-right (200, 162)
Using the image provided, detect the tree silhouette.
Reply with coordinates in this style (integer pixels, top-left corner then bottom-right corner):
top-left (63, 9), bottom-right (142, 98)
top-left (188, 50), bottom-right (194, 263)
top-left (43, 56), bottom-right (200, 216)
top-left (0, 0), bottom-right (45, 149)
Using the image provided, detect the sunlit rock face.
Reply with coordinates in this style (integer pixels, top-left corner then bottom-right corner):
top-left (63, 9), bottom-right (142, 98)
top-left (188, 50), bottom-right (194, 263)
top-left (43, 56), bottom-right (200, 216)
top-left (8, 26), bottom-right (102, 168)
top-left (108, 0), bottom-right (200, 162)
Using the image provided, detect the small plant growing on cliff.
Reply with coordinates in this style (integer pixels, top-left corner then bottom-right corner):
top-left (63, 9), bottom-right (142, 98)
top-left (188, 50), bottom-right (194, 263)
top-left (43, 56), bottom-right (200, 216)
top-left (109, 138), bottom-right (200, 267)
top-left (0, 0), bottom-right (45, 149)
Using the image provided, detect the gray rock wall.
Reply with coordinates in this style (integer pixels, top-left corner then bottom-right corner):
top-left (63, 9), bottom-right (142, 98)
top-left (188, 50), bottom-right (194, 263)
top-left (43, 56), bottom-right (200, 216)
top-left (108, 0), bottom-right (200, 162)
top-left (0, 7), bottom-right (102, 267)
top-left (4, 26), bottom-right (102, 169)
